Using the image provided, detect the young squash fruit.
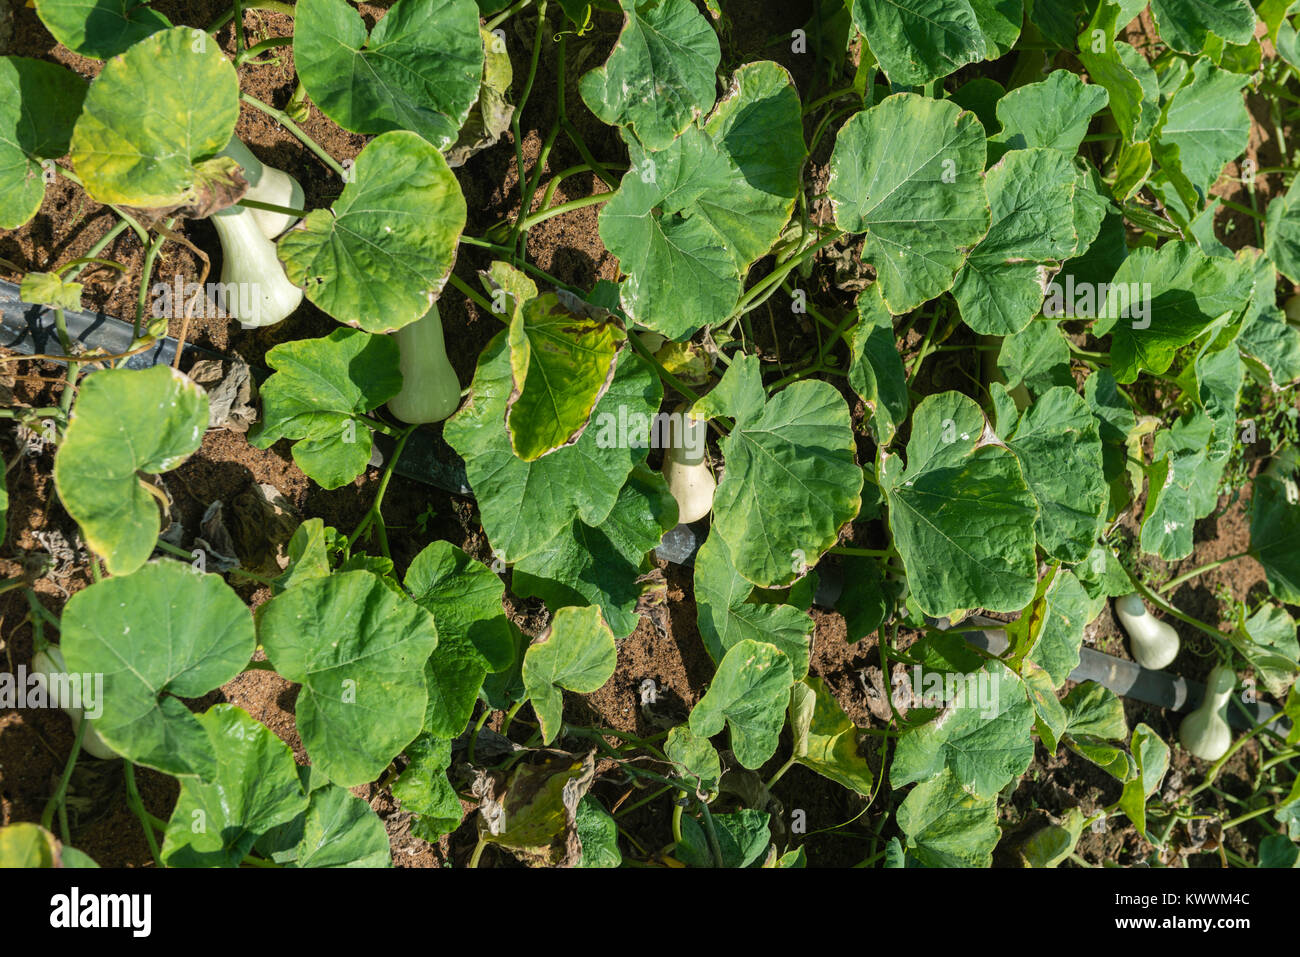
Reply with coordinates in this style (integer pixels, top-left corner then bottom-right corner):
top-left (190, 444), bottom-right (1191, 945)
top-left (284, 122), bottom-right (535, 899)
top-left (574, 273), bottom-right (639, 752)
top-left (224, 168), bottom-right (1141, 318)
top-left (1179, 663), bottom-right (1237, 761)
top-left (1114, 593), bottom-right (1180, 670)
top-left (387, 302), bottom-right (462, 424)
top-left (209, 137), bottom-right (305, 328)
top-left (30, 645), bottom-right (118, 760)
top-left (663, 404), bottom-right (715, 524)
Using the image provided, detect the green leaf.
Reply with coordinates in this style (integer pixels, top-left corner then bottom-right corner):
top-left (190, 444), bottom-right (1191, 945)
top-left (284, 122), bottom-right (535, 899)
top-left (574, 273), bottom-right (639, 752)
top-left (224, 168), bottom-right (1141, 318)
top-left (70, 27), bottom-right (239, 208)
top-left (259, 779), bottom-right (392, 868)
top-left (575, 797), bottom-right (622, 868)
top-left (294, 0), bottom-right (483, 149)
top-left (391, 735), bottom-right (464, 841)
top-left (19, 271), bottom-right (83, 312)
top-left (994, 70), bottom-right (1110, 154)
top-left (247, 329), bottom-right (401, 490)
top-left (0, 823), bottom-right (97, 867)
top-left (258, 570), bottom-right (440, 787)
top-left (522, 606), bottom-right (618, 745)
top-left (1141, 413), bottom-right (1222, 560)
top-left (969, 0), bottom-right (1023, 57)
top-left (1154, 58), bottom-right (1250, 193)
top-left (1076, 8), bottom-right (1158, 145)
top-left (1150, 0), bottom-right (1255, 54)
top-left (0, 58), bottom-right (86, 229)
top-left (1239, 304), bottom-right (1300, 389)
top-left (1252, 470), bottom-right (1300, 604)
top-left (998, 320), bottom-right (1073, 395)
top-left (850, 0), bottom-right (986, 85)
top-left (1000, 386), bottom-right (1108, 562)
top-left (33, 0), bottom-right (170, 59)
top-left (952, 148), bottom-right (1078, 336)
top-left (578, 0), bottom-right (721, 150)
top-left (1117, 723), bottom-right (1169, 840)
top-left (446, 336), bottom-right (661, 562)
top-left (405, 539), bottom-right (515, 674)
top-left (1063, 681), bottom-right (1129, 740)
top-left (513, 467), bottom-right (677, 639)
top-left (693, 354), bottom-right (863, 588)
top-left (676, 808), bottom-right (770, 867)
top-left (694, 530), bottom-right (812, 678)
top-left (896, 768), bottom-right (1000, 867)
top-left (1025, 569), bottom-right (1091, 687)
top-left (1236, 603), bottom-right (1300, 696)
top-left (278, 131), bottom-right (466, 332)
top-left (789, 677), bottom-right (876, 795)
top-left (507, 294), bottom-right (626, 461)
top-left (1259, 835), bottom-right (1300, 867)
top-left (61, 562), bottom-right (256, 779)
top-left (848, 283), bottom-right (908, 447)
top-left (1021, 808), bottom-right (1086, 867)
top-left (1101, 240), bottom-right (1253, 383)
top-left (891, 660), bottom-right (1034, 799)
top-left (1023, 661), bottom-right (1068, 752)
top-left (161, 705), bottom-right (308, 867)
top-left (880, 391), bottom-right (1039, 618)
top-left (665, 724), bottom-right (721, 792)
top-left (1265, 175), bottom-right (1300, 285)
top-left (689, 639), bottom-right (794, 769)
top-left (599, 61), bottom-right (804, 338)
top-left (54, 366), bottom-right (208, 575)
top-left (829, 93), bottom-right (991, 314)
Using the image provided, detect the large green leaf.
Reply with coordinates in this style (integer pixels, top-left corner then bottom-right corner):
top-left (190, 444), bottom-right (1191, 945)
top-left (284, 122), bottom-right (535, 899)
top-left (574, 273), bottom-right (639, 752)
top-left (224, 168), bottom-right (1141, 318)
top-left (446, 335), bottom-right (661, 562)
top-left (161, 705), bottom-right (308, 867)
top-left (1141, 413), bottom-right (1223, 560)
top-left (829, 93), bottom-right (991, 314)
top-left (257, 570), bottom-right (440, 787)
top-left (1252, 471), bottom-right (1300, 604)
top-left (1234, 604), bottom-right (1299, 697)
top-left (1000, 386), bottom-right (1108, 562)
top-left (1076, 7), bottom-right (1159, 145)
top-left (294, 0), bottom-right (483, 150)
top-left (600, 61), bottom-right (804, 338)
top-left (1266, 175), bottom-right (1300, 285)
top-left (998, 320), bottom-right (1073, 396)
top-left (1099, 240), bottom-right (1253, 383)
top-left (61, 562), bottom-right (256, 779)
top-left (952, 148), bottom-right (1078, 335)
top-left (688, 639), bottom-right (793, 769)
top-left (257, 774), bottom-right (392, 867)
top-left (993, 70), bottom-right (1110, 154)
top-left (1239, 304), bottom-right (1300, 389)
top-left (513, 467), bottom-right (677, 639)
top-left (33, 0), bottom-right (170, 59)
top-left (54, 366), bottom-right (208, 575)
top-left (1024, 569), bottom-right (1091, 687)
top-left (1154, 58), bottom-right (1250, 193)
top-left (850, 0), bottom-right (986, 85)
top-left (789, 677), bottom-right (876, 795)
top-left (692, 354), bottom-right (862, 588)
top-left (891, 660), bottom-right (1034, 799)
top-left (694, 530), bottom-right (812, 679)
top-left (676, 808), bottom-right (771, 867)
top-left (70, 27), bottom-right (239, 209)
top-left (575, 797), bottom-right (622, 868)
top-left (278, 131), bottom-right (467, 332)
top-left (896, 768), bottom-right (1000, 867)
top-left (0, 58), bottom-right (86, 229)
top-left (522, 606), bottom-right (618, 745)
top-left (247, 329), bottom-right (401, 490)
top-left (881, 391), bottom-right (1039, 618)
top-left (507, 294), bottom-right (625, 461)
top-left (578, 0), bottom-right (721, 150)
top-left (1150, 0), bottom-right (1255, 54)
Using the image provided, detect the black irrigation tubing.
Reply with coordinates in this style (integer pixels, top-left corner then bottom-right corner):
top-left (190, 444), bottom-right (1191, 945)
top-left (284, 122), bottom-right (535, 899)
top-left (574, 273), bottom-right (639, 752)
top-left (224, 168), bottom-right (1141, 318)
top-left (3, 280), bottom-right (1291, 734)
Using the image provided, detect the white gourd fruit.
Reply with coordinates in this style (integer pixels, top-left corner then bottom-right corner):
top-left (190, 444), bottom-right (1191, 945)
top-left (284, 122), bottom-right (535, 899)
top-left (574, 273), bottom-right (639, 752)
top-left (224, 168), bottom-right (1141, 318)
top-left (210, 208), bottom-right (304, 328)
top-left (387, 302), bottom-right (462, 424)
top-left (1179, 663), bottom-right (1237, 761)
top-left (1114, 592), bottom-right (1180, 670)
top-left (219, 136), bottom-right (305, 239)
top-left (663, 404), bottom-right (715, 524)
top-left (30, 645), bottom-right (118, 760)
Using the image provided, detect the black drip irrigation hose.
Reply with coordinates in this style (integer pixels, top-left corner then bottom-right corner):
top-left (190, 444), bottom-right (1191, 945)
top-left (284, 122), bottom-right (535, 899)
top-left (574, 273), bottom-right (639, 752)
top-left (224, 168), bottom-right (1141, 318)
top-left (2, 281), bottom-right (1292, 734)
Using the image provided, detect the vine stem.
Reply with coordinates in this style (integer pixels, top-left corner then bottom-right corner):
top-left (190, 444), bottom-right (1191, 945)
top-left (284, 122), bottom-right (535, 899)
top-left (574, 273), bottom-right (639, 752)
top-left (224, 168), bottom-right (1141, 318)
top-left (468, 835), bottom-right (490, 868)
top-left (40, 718), bottom-right (88, 837)
top-left (830, 546), bottom-right (890, 558)
top-left (1183, 715), bottom-right (1279, 801)
top-left (237, 198), bottom-right (308, 219)
top-left (1122, 563), bottom-right (1235, 643)
top-left (1159, 550), bottom-right (1251, 594)
top-left (447, 272), bottom-right (504, 319)
top-left (124, 762), bottom-right (163, 867)
top-left (350, 424), bottom-right (416, 557)
top-left (241, 93), bottom-right (347, 180)
top-left (487, 0), bottom-right (532, 29)
top-left (514, 192), bottom-right (611, 231)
